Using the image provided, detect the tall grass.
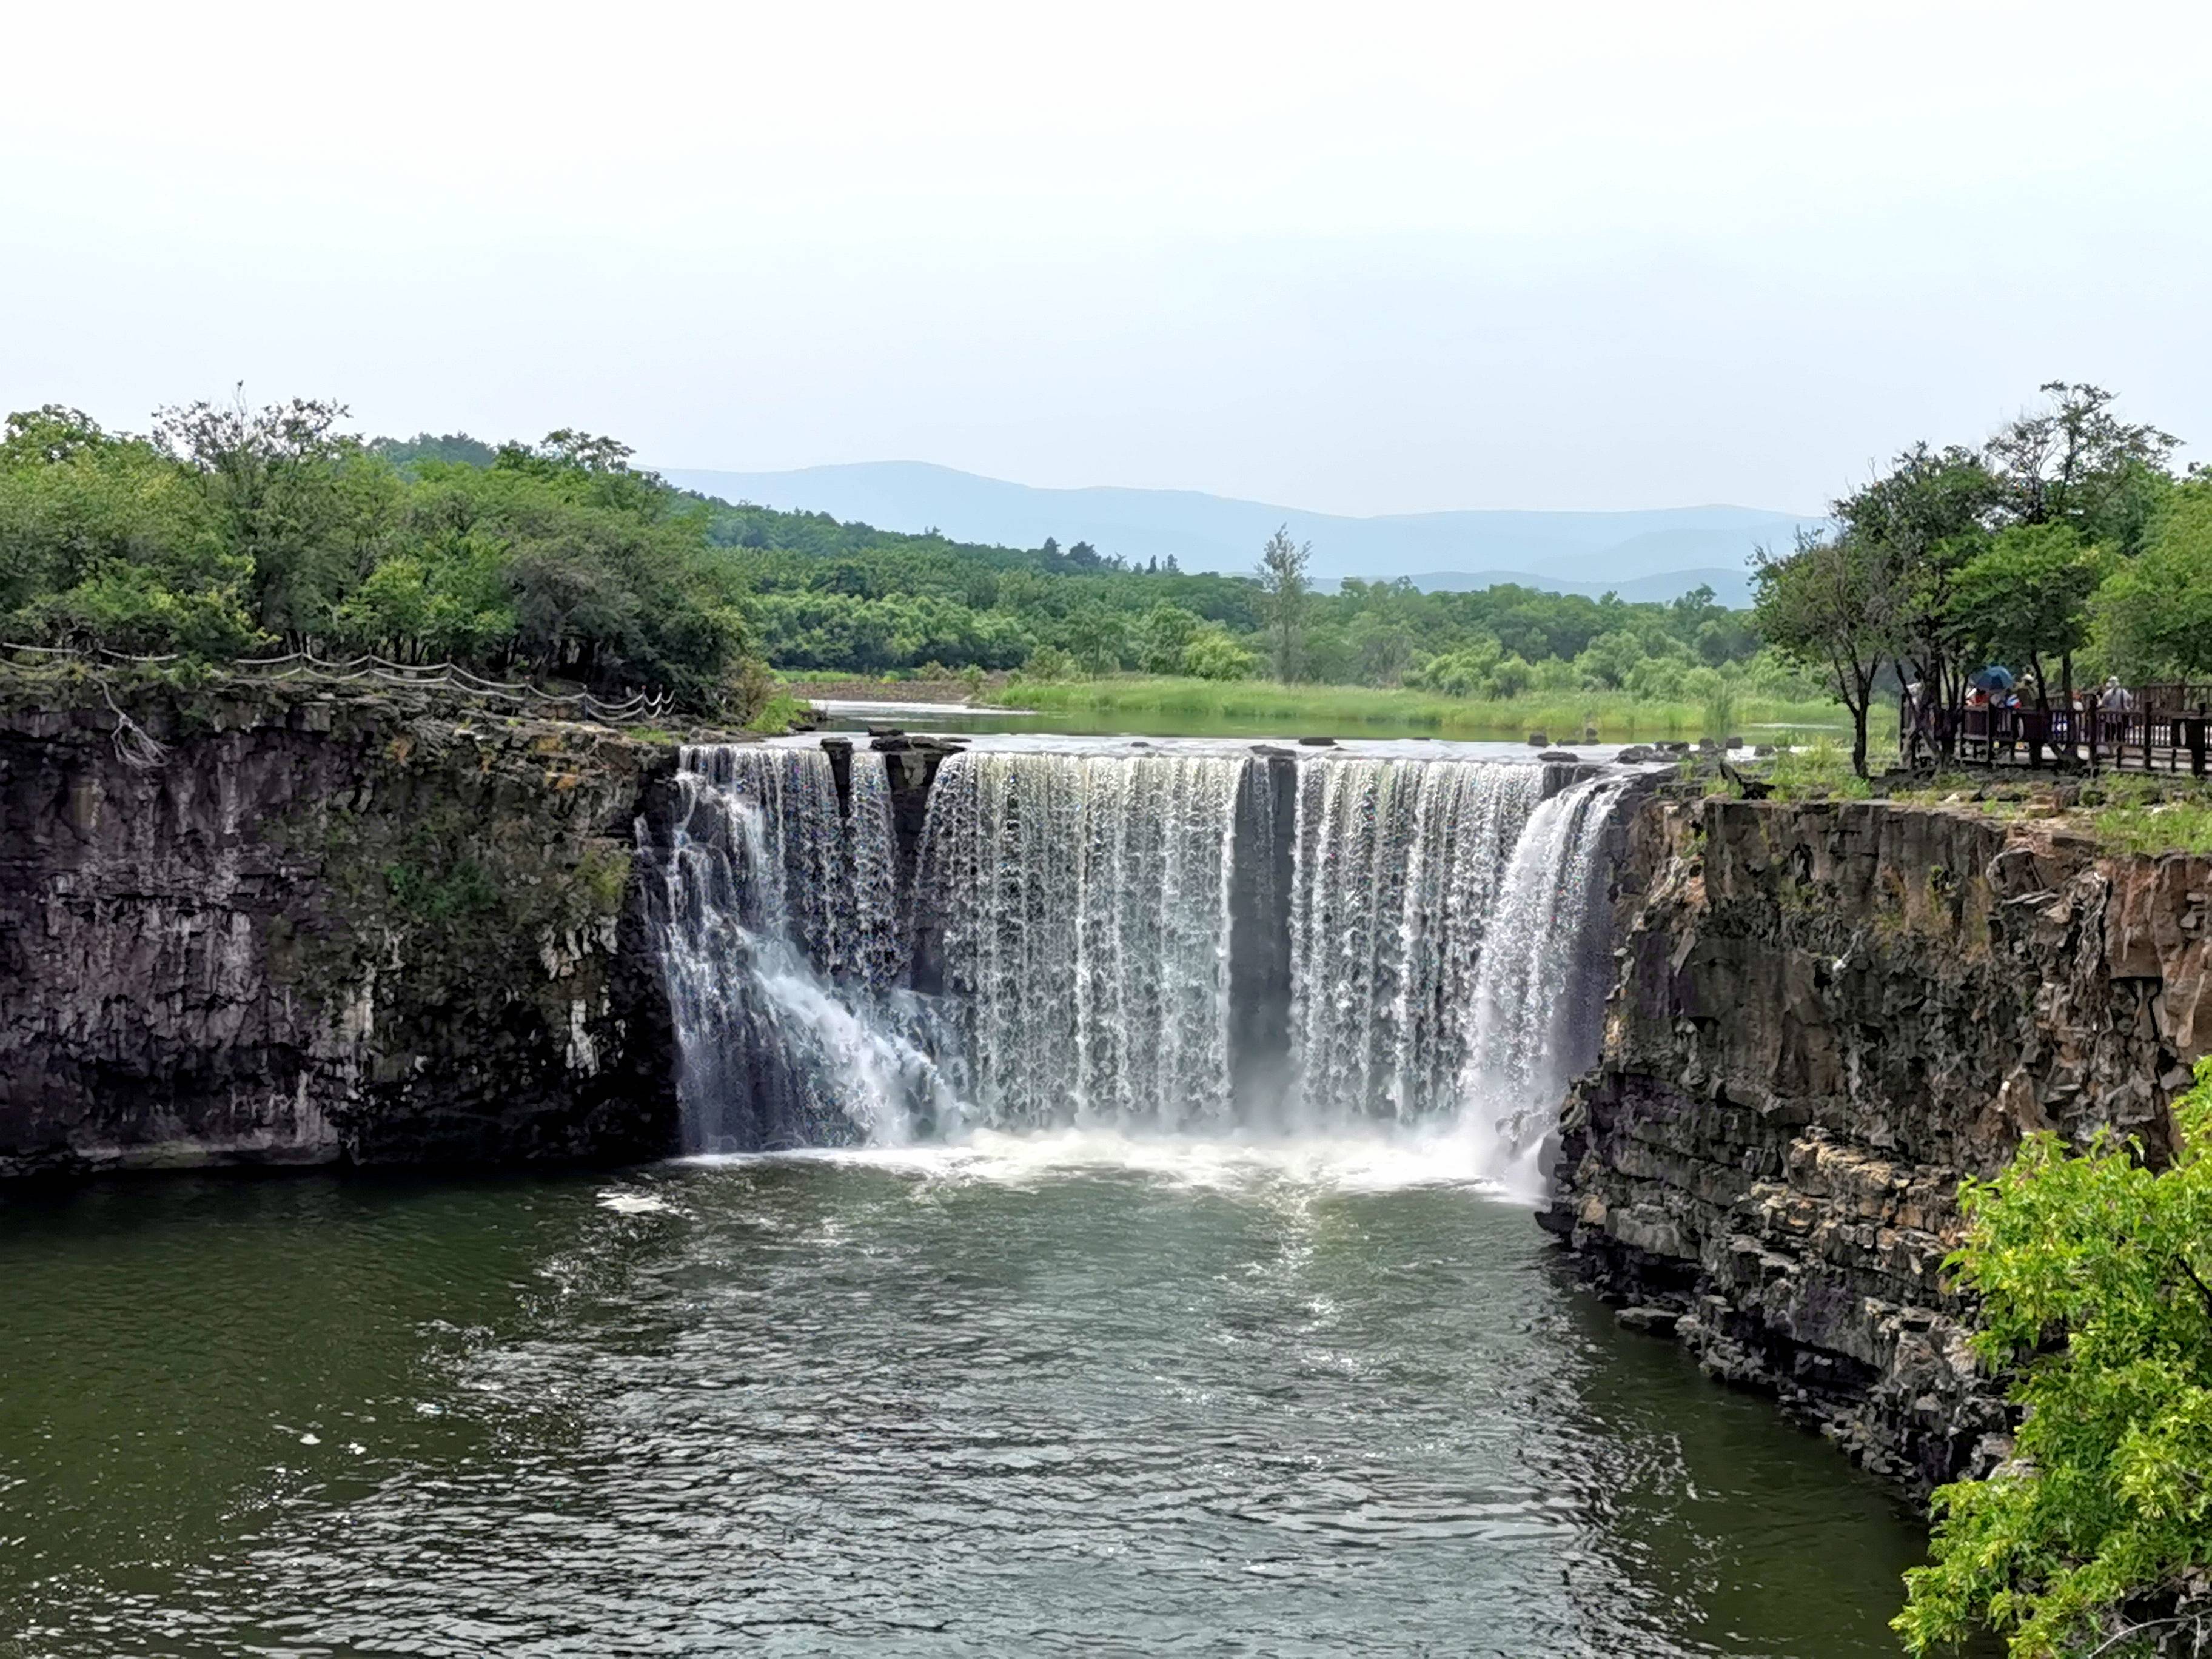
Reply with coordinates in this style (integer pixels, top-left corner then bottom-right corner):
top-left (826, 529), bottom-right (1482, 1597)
top-left (1760, 732), bottom-right (1874, 800)
top-left (1005, 675), bottom-right (1862, 741)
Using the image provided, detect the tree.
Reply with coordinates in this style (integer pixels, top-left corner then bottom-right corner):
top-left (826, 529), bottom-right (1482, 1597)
top-left (1064, 604), bottom-right (1128, 675)
top-left (1255, 525), bottom-right (1309, 682)
top-left (2098, 479), bottom-right (2212, 680)
top-left (1951, 525), bottom-right (2108, 720)
top-left (1986, 382), bottom-right (2179, 549)
top-left (1349, 610), bottom-right (1415, 685)
top-left (1834, 443), bottom-right (2002, 759)
top-left (154, 389), bottom-right (389, 645)
top-left (1752, 528), bottom-right (1893, 776)
top-left (1134, 602), bottom-right (1202, 674)
top-left (1181, 625), bottom-right (1256, 680)
top-left (0, 409), bottom-right (261, 657)
top-left (1896, 1061), bottom-right (2212, 1659)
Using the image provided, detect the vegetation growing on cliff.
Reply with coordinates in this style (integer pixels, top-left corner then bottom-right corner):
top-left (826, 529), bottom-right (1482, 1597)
top-left (1896, 1062), bottom-right (2212, 1658)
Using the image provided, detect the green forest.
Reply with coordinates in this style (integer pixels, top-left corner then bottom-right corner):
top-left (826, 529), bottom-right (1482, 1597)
top-left (0, 392), bottom-right (1800, 712)
top-left (2, 384), bottom-right (2201, 736)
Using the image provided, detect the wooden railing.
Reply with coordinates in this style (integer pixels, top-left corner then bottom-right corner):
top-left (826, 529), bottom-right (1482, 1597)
top-left (1904, 695), bottom-right (2212, 776)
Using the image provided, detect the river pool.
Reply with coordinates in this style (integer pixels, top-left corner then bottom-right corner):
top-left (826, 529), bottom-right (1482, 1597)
top-left (2, 1135), bottom-right (1934, 1657)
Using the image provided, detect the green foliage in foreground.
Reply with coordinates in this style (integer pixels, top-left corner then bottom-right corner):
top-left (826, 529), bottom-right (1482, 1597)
top-left (1897, 1063), bottom-right (2212, 1658)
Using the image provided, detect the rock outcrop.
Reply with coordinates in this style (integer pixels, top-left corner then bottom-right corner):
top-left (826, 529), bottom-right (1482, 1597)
top-left (0, 678), bottom-right (685, 1176)
top-left (1549, 796), bottom-right (2212, 1490)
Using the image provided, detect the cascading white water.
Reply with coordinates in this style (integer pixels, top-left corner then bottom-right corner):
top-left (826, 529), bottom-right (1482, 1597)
top-left (914, 750), bottom-right (1246, 1130)
top-left (646, 745), bottom-right (955, 1151)
top-left (1458, 775), bottom-right (1633, 1189)
top-left (1286, 758), bottom-right (1546, 1123)
top-left (643, 741), bottom-right (1631, 1178)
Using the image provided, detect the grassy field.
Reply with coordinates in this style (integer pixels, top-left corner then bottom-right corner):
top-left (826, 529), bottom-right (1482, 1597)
top-left (1748, 745), bottom-right (2212, 854)
top-left (1003, 675), bottom-right (1863, 742)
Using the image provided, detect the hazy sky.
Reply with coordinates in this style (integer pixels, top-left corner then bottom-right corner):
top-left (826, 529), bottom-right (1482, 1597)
top-left (4, 0), bottom-right (2206, 515)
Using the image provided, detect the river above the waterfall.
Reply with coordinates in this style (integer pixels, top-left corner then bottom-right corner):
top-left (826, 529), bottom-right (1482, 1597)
top-left (4, 1139), bottom-right (1936, 1658)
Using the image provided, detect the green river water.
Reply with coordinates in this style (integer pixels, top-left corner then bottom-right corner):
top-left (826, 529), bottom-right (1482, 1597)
top-left (2, 1134), bottom-right (1938, 1658)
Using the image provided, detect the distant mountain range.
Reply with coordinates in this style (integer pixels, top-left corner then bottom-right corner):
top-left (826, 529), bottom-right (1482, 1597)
top-left (662, 460), bottom-right (1825, 610)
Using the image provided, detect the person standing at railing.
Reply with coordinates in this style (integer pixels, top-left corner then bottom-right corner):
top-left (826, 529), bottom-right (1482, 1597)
top-left (2100, 676), bottom-right (2135, 712)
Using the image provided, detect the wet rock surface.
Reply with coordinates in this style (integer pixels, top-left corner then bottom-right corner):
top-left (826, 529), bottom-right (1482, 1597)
top-left (1550, 796), bottom-right (2212, 1491)
top-left (0, 680), bottom-right (682, 1176)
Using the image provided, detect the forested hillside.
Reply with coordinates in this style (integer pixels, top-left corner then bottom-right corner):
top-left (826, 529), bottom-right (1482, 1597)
top-left (7, 384), bottom-right (2194, 728)
top-left (0, 395), bottom-right (1800, 712)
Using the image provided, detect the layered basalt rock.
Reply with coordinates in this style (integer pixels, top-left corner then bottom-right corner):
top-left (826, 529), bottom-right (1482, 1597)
top-left (0, 679), bottom-right (686, 1176)
top-left (1549, 796), bottom-right (2212, 1490)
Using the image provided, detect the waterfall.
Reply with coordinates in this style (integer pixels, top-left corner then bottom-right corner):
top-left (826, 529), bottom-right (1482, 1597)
top-left (1458, 776), bottom-right (1632, 1188)
top-left (1285, 758), bottom-right (1545, 1124)
top-left (913, 751), bottom-right (1247, 1131)
top-left (643, 745), bottom-right (956, 1151)
top-left (641, 742), bottom-right (1629, 1175)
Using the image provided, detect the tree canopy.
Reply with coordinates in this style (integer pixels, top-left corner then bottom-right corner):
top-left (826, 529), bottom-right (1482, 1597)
top-left (1752, 383), bottom-right (2194, 774)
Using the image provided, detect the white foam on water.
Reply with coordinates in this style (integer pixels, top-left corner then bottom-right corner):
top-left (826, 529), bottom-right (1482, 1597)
top-left (595, 1190), bottom-right (675, 1215)
top-left (676, 1118), bottom-right (1546, 1204)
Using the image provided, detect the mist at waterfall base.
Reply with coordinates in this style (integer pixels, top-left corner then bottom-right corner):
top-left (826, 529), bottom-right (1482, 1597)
top-left (644, 738), bottom-right (1629, 1196)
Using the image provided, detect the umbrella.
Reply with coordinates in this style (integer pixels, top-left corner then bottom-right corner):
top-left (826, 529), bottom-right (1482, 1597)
top-left (1968, 666), bottom-right (2016, 692)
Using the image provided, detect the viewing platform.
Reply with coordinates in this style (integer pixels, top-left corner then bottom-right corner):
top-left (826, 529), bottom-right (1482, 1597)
top-left (1906, 683), bottom-right (2212, 776)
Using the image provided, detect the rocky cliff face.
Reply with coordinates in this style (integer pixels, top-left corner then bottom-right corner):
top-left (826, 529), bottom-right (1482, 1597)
top-left (1549, 796), bottom-right (2212, 1490)
top-left (0, 679), bottom-right (684, 1176)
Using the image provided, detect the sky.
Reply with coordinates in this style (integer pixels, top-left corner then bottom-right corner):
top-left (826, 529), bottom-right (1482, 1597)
top-left (3, 0), bottom-right (2207, 517)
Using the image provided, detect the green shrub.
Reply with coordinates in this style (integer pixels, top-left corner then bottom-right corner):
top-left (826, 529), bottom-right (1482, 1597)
top-left (1896, 1061), bottom-right (2212, 1657)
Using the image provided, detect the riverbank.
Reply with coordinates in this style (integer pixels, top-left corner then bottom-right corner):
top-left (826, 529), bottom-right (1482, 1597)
top-left (1003, 675), bottom-right (1870, 742)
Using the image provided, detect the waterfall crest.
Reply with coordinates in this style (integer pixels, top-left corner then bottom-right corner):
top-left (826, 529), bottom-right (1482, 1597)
top-left (642, 742), bottom-right (1629, 1176)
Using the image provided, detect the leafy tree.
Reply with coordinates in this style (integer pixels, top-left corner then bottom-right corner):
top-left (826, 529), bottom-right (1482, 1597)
top-left (2097, 479), bottom-right (2212, 681)
top-left (1412, 638), bottom-right (1503, 697)
top-left (1022, 643), bottom-right (1077, 680)
top-left (370, 431), bottom-right (500, 473)
top-left (1065, 605), bottom-right (1130, 675)
top-left (153, 390), bottom-right (398, 645)
top-left (1255, 525), bottom-right (1310, 682)
top-left (1951, 524), bottom-right (2109, 717)
top-left (0, 408), bottom-right (261, 656)
top-left (1834, 443), bottom-right (2002, 755)
top-left (1349, 609), bottom-right (1415, 685)
top-left (1987, 381), bottom-right (2180, 548)
top-left (1134, 602), bottom-right (1202, 674)
top-left (1896, 1061), bottom-right (2212, 1659)
top-left (1752, 527), bottom-right (1892, 776)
